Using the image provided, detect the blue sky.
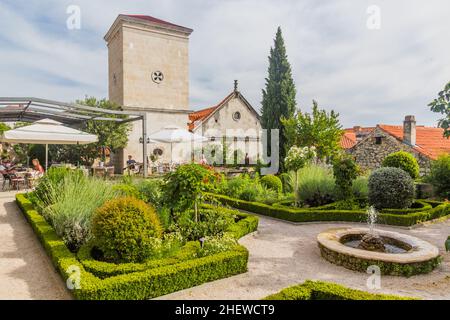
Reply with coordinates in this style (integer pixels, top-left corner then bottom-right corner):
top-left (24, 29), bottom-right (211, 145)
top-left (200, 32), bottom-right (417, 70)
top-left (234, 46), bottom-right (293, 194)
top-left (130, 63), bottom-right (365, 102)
top-left (0, 0), bottom-right (449, 128)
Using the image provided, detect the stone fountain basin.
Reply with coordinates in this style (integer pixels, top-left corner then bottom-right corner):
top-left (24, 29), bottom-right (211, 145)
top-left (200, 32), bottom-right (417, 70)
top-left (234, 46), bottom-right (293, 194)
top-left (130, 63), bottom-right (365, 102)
top-left (317, 227), bottom-right (440, 275)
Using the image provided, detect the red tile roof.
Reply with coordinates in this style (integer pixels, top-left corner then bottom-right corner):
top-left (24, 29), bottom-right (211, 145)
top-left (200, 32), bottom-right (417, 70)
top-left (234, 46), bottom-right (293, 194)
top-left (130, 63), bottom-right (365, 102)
top-left (341, 132), bottom-right (357, 149)
top-left (341, 124), bottom-right (450, 160)
top-left (379, 125), bottom-right (450, 160)
top-left (123, 15), bottom-right (193, 33)
top-left (188, 92), bottom-right (235, 131)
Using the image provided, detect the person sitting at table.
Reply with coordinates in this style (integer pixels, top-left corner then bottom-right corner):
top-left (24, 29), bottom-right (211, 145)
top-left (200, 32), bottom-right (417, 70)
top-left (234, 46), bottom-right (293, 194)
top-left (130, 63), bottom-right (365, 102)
top-left (32, 158), bottom-right (45, 175)
top-left (126, 155), bottom-right (137, 167)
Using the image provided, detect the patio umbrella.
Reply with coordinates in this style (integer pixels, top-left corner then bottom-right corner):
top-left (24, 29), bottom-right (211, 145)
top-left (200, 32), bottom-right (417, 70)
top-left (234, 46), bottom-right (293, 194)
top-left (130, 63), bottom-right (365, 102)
top-left (0, 118), bottom-right (98, 170)
top-left (148, 125), bottom-right (207, 163)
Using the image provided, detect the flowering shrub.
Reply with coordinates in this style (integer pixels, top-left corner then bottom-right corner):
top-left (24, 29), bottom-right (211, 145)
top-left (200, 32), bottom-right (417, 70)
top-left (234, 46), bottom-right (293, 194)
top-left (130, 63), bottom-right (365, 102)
top-left (285, 146), bottom-right (317, 172)
top-left (197, 234), bottom-right (238, 257)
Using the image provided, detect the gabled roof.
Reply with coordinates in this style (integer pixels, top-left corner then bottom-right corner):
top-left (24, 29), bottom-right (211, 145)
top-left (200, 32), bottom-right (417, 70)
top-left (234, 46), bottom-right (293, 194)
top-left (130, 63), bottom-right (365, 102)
top-left (341, 132), bottom-right (357, 149)
top-left (340, 127), bottom-right (375, 149)
top-left (378, 125), bottom-right (450, 160)
top-left (188, 91), bottom-right (260, 131)
top-left (341, 123), bottom-right (450, 160)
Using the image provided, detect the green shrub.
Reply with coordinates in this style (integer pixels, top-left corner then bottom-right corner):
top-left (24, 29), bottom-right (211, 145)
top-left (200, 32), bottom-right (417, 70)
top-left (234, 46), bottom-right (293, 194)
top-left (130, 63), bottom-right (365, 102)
top-left (224, 174), bottom-right (253, 199)
top-left (296, 164), bottom-right (336, 206)
top-left (333, 156), bottom-right (358, 200)
top-left (382, 151), bottom-right (419, 179)
top-left (92, 197), bottom-right (163, 263)
top-left (34, 172), bottom-right (117, 251)
top-left (34, 166), bottom-right (85, 207)
top-left (279, 172), bottom-right (293, 193)
top-left (135, 178), bottom-right (163, 206)
top-left (352, 175), bottom-right (369, 199)
top-left (112, 183), bottom-right (140, 199)
top-left (426, 154), bottom-right (450, 199)
top-left (264, 280), bottom-right (414, 300)
top-left (255, 186), bottom-right (280, 205)
top-left (197, 234), bottom-right (238, 258)
top-left (239, 184), bottom-right (260, 201)
top-left (368, 167), bottom-right (415, 209)
top-left (260, 175), bottom-right (283, 194)
top-left (171, 208), bottom-right (235, 241)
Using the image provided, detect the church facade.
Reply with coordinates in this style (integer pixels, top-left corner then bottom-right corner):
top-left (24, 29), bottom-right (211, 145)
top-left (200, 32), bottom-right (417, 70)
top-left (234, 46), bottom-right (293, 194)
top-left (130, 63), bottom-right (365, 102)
top-left (104, 14), bottom-right (262, 170)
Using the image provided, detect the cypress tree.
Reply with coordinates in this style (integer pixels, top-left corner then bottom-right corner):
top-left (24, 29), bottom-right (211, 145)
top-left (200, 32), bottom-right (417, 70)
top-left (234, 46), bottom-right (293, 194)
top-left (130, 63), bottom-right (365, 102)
top-left (261, 27), bottom-right (297, 172)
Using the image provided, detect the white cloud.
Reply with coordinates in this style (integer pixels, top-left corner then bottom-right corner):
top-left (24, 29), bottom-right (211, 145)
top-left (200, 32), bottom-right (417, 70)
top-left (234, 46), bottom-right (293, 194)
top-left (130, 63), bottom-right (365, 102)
top-left (0, 0), bottom-right (448, 127)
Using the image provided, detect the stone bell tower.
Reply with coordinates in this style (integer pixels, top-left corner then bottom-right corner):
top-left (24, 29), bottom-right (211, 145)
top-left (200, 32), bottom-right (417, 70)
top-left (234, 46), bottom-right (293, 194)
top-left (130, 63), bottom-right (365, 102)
top-left (104, 14), bottom-right (193, 110)
top-left (104, 15), bottom-right (194, 170)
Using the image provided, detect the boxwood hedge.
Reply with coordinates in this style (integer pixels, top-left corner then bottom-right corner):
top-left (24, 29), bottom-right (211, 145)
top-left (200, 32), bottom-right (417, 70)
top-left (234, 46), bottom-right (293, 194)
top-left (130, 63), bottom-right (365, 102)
top-left (77, 205), bottom-right (259, 279)
top-left (210, 193), bottom-right (450, 227)
top-left (16, 193), bottom-right (258, 300)
top-left (264, 280), bottom-right (415, 300)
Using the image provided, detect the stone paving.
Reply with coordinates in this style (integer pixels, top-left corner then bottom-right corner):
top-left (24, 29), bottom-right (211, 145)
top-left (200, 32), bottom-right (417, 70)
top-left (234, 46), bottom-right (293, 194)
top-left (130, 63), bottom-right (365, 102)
top-left (0, 192), bottom-right (71, 300)
top-left (158, 215), bottom-right (450, 300)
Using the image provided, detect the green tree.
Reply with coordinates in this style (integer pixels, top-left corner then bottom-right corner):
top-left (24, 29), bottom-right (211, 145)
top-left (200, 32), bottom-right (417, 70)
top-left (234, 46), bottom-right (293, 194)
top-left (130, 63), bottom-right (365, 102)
top-left (261, 27), bottom-right (297, 172)
top-left (52, 97), bottom-right (132, 165)
top-left (333, 155), bottom-right (359, 200)
top-left (429, 81), bottom-right (450, 137)
top-left (282, 100), bottom-right (343, 160)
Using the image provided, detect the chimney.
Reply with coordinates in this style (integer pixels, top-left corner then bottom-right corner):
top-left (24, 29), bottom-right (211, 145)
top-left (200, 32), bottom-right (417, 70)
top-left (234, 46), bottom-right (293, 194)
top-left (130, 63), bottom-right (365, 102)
top-left (403, 115), bottom-right (416, 146)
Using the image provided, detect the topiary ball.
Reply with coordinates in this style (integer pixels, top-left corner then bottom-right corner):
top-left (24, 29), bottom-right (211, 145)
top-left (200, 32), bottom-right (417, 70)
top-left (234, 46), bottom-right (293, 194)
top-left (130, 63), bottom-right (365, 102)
top-left (260, 174), bottom-right (283, 194)
top-left (382, 151), bottom-right (419, 179)
top-left (368, 167), bottom-right (415, 209)
top-left (92, 197), bottom-right (162, 263)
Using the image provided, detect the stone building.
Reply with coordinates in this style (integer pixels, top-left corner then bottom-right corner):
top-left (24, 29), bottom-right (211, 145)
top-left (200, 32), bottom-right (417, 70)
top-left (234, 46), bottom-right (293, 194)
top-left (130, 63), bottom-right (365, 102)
top-left (188, 82), bottom-right (262, 165)
top-left (104, 14), bottom-right (261, 170)
top-left (341, 115), bottom-right (450, 175)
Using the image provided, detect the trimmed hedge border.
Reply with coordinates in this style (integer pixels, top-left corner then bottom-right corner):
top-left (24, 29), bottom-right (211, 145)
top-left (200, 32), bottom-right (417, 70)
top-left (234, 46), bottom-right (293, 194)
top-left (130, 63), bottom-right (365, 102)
top-left (16, 193), bottom-right (258, 300)
top-left (263, 280), bottom-right (415, 300)
top-left (77, 205), bottom-right (259, 279)
top-left (210, 193), bottom-right (450, 227)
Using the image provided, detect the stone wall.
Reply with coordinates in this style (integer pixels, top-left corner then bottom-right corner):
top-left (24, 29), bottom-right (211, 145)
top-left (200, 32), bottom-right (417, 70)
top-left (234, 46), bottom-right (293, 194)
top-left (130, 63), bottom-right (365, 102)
top-left (348, 127), bottom-right (431, 175)
top-left (194, 94), bottom-right (262, 165)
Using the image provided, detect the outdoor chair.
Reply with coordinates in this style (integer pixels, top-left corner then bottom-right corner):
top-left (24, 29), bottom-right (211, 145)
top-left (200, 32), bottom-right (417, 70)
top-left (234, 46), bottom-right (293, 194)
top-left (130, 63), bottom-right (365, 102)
top-left (9, 173), bottom-right (26, 190)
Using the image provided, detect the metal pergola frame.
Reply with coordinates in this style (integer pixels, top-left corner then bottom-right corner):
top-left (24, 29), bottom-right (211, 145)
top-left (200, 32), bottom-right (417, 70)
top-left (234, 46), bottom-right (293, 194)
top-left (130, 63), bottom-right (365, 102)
top-left (0, 97), bottom-right (149, 177)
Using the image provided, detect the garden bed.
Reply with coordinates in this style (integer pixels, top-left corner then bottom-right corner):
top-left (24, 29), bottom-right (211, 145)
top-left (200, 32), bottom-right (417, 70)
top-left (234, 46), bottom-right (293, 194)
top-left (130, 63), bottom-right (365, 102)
top-left (16, 193), bottom-right (258, 300)
top-left (263, 280), bottom-right (414, 300)
top-left (210, 193), bottom-right (450, 227)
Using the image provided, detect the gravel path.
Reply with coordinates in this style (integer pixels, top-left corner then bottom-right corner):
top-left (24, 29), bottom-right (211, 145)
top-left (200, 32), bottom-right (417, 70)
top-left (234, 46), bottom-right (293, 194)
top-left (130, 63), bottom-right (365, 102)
top-left (0, 192), bottom-right (72, 300)
top-left (158, 215), bottom-right (450, 300)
